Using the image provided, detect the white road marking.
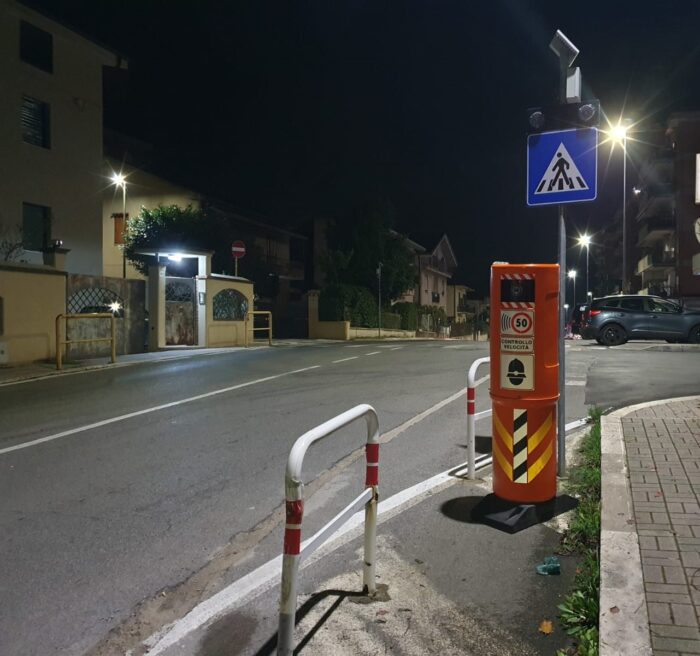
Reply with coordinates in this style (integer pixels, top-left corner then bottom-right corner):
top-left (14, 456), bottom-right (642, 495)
top-left (344, 345), bottom-right (363, 348)
top-left (566, 380), bottom-right (586, 386)
top-left (144, 412), bottom-right (590, 654)
top-left (332, 357), bottom-right (358, 363)
top-left (365, 351), bottom-right (381, 356)
top-left (390, 346), bottom-right (402, 350)
top-left (0, 365), bottom-right (321, 456)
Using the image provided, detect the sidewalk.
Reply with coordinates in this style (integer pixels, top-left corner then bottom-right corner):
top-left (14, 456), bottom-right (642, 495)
top-left (601, 395), bottom-right (700, 656)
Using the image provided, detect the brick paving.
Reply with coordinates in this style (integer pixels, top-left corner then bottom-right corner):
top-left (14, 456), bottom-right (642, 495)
top-left (624, 398), bottom-right (700, 655)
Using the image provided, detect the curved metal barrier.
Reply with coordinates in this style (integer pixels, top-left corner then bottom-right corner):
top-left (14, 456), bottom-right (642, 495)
top-left (278, 404), bottom-right (379, 656)
top-left (467, 357), bottom-right (492, 478)
top-left (55, 313), bottom-right (116, 370)
top-left (245, 310), bottom-right (272, 347)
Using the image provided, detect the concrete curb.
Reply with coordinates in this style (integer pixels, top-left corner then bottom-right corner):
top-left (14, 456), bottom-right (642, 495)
top-left (599, 395), bottom-right (700, 656)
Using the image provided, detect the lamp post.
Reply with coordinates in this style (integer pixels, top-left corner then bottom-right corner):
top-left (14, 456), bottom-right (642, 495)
top-left (609, 120), bottom-right (631, 292)
top-left (567, 269), bottom-right (577, 310)
top-left (578, 234), bottom-right (591, 299)
top-left (111, 172), bottom-right (127, 278)
top-left (376, 262), bottom-right (382, 339)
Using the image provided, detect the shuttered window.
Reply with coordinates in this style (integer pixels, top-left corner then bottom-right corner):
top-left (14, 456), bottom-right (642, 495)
top-left (21, 95), bottom-right (51, 148)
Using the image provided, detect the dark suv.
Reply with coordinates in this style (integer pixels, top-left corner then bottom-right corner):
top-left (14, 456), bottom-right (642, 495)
top-left (580, 295), bottom-right (700, 346)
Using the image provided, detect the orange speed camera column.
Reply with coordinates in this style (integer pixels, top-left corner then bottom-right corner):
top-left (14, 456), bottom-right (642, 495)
top-left (490, 264), bottom-right (560, 503)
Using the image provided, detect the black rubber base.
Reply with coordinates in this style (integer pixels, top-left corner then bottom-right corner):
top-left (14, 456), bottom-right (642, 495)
top-left (471, 493), bottom-right (579, 534)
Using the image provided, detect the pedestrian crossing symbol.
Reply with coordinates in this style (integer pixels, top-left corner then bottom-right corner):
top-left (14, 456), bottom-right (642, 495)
top-left (535, 143), bottom-right (588, 194)
top-left (527, 128), bottom-right (598, 206)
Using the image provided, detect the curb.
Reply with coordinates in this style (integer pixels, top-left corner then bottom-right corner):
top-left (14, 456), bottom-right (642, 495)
top-left (599, 395), bottom-right (700, 656)
top-left (0, 346), bottom-right (262, 387)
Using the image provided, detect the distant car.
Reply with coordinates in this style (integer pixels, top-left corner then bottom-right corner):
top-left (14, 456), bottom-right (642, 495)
top-left (580, 295), bottom-right (700, 346)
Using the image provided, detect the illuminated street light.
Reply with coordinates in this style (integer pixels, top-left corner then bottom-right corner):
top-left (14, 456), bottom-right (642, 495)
top-left (111, 171), bottom-right (128, 278)
top-left (567, 269), bottom-right (577, 306)
top-left (578, 234), bottom-right (592, 300)
top-left (605, 118), bottom-right (633, 292)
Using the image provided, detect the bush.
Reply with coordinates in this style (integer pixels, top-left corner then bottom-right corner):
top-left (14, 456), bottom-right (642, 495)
top-left (381, 312), bottom-right (401, 330)
top-left (418, 305), bottom-right (448, 331)
top-left (391, 302), bottom-right (417, 330)
top-left (319, 284), bottom-right (377, 327)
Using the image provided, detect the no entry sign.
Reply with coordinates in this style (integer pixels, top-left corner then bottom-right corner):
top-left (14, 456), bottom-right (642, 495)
top-left (231, 240), bottom-right (246, 259)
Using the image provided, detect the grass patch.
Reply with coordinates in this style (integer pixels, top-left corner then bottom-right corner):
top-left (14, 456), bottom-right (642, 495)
top-left (557, 408), bottom-right (602, 656)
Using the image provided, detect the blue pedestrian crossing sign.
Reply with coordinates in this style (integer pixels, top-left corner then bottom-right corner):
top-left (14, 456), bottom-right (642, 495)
top-left (527, 128), bottom-right (598, 206)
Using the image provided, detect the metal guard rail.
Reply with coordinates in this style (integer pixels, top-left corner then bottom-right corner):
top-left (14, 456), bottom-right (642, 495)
top-left (467, 357), bottom-right (491, 479)
top-left (278, 404), bottom-right (379, 656)
top-left (55, 313), bottom-right (116, 370)
top-left (245, 310), bottom-right (272, 347)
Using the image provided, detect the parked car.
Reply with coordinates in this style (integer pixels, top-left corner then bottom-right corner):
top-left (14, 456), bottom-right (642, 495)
top-left (580, 295), bottom-right (700, 346)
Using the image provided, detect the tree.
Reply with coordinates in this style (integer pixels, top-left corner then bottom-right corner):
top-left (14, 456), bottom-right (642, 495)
top-left (322, 200), bottom-right (416, 303)
top-left (0, 225), bottom-right (24, 262)
top-left (123, 204), bottom-right (215, 275)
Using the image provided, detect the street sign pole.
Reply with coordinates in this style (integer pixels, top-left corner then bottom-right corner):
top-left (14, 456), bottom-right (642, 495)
top-left (235, 258), bottom-right (238, 277)
top-left (557, 57), bottom-right (567, 478)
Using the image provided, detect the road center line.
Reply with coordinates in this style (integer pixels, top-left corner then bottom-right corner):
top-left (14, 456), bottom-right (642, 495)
top-left (0, 365), bottom-right (321, 456)
top-left (332, 357), bottom-right (358, 363)
top-left (365, 351), bottom-right (381, 356)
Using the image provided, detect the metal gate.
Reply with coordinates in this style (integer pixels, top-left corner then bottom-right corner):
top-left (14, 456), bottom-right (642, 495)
top-left (165, 277), bottom-right (196, 345)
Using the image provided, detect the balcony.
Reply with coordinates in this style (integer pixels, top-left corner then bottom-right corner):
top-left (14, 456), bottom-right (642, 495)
top-left (637, 216), bottom-right (675, 247)
top-left (637, 252), bottom-right (676, 275)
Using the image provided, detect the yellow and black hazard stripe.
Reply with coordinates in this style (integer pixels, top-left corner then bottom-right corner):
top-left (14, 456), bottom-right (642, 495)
top-left (493, 409), bottom-right (554, 483)
top-left (513, 409), bottom-right (528, 483)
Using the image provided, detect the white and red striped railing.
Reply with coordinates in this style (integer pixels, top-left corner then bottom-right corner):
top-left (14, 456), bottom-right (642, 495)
top-left (467, 357), bottom-right (492, 478)
top-left (278, 404), bottom-right (379, 656)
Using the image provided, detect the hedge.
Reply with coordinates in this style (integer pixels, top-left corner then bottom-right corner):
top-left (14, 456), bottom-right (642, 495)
top-left (319, 284), bottom-right (378, 327)
top-left (391, 302), bottom-right (418, 331)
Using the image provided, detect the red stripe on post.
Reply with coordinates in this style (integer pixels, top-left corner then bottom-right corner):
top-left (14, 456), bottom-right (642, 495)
top-left (365, 443), bottom-right (379, 486)
top-left (286, 499), bottom-right (304, 525)
top-left (284, 527), bottom-right (301, 555)
top-left (467, 388), bottom-right (475, 401)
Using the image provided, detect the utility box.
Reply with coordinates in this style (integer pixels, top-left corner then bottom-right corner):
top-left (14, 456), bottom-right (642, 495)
top-left (489, 263), bottom-right (560, 503)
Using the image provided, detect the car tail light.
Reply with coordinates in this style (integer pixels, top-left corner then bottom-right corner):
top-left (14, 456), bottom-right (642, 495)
top-left (589, 310), bottom-right (601, 317)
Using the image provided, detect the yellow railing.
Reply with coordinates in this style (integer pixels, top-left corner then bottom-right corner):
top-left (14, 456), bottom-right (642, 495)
top-left (55, 313), bottom-right (116, 370)
top-left (245, 311), bottom-right (273, 347)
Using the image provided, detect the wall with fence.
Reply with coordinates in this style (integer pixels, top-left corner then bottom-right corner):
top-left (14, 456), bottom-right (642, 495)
top-left (0, 263), bottom-right (67, 364)
top-left (204, 276), bottom-right (254, 347)
top-left (65, 274), bottom-right (146, 358)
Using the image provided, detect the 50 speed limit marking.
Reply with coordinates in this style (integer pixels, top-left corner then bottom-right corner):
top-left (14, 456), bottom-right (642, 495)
top-left (500, 309), bottom-right (534, 336)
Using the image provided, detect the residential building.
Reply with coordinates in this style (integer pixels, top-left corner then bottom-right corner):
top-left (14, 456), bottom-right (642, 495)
top-left (631, 114), bottom-right (700, 302)
top-left (416, 234), bottom-right (458, 311)
top-left (446, 284), bottom-right (474, 323)
top-left (0, 0), bottom-right (125, 274)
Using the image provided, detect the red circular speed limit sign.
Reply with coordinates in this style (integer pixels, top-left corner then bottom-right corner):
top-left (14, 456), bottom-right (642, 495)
top-left (512, 312), bottom-right (533, 335)
top-left (231, 240), bottom-right (246, 259)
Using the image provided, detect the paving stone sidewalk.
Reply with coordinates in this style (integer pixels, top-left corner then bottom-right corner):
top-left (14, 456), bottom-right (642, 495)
top-left (624, 398), bottom-right (700, 655)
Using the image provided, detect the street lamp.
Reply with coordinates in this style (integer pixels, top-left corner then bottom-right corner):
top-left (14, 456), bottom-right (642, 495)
top-left (578, 234), bottom-right (591, 299)
top-left (608, 119), bottom-right (632, 292)
top-left (111, 171), bottom-right (128, 278)
top-left (567, 269), bottom-right (577, 309)
top-left (376, 262), bottom-right (382, 339)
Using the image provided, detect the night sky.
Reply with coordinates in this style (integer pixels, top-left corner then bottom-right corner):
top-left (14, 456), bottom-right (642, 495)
top-left (28, 1), bottom-right (700, 292)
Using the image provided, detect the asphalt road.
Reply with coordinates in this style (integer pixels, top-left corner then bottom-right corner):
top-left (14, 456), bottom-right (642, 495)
top-left (1, 339), bottom-right (698, 655)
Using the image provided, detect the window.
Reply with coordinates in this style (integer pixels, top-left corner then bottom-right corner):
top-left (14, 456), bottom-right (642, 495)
top-left (620, 298), bottom-right (644, 312)
top-left (21, 95), bottom-right (50, 148)
top-left (20, 21), bottom-right (53, 73)
top-left (432, 292), bottom-right (440, 304)
top-left (22, 202), bottom-right (50, 251)
top-left (647, 298), bottom-right (679, 313)
top-left (113, 213), bottom-right (130, 245)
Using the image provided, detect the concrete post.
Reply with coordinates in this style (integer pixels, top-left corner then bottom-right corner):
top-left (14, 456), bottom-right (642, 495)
top-left (148, 264), bottom-right (166, 352)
